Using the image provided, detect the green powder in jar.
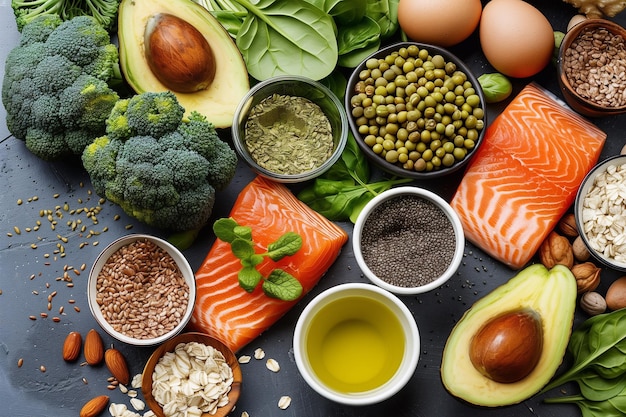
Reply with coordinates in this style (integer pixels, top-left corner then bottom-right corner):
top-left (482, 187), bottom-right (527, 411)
top-left (244, 93), bottom-right (334, 175)
top-left (360, 194), bottom-right (456, 288)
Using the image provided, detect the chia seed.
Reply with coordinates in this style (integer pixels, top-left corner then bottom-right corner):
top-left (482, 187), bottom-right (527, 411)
top-left (360, 194), bottom-right (456, 288)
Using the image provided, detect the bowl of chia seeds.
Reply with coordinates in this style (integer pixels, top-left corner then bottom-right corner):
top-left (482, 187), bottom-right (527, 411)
top-left (352, 186), bottom-right (465, 295)
top-left (232, 75), bottom-right (349, 183)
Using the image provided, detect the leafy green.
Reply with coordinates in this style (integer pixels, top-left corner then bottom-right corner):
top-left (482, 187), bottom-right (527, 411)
top-left (213, 217), bottom-right (304, 301)
top-left (543, 309), bottom-right (626, 414)
top-left (298, 133), bottom-right (412, 223)
top-left (194, 0), bottom-right (337, 81)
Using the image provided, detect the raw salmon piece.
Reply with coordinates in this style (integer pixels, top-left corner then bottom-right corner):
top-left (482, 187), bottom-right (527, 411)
top-left (451, 83), bottom-right (606, 269)
top-left (189, 176), bottom-right (349, 352)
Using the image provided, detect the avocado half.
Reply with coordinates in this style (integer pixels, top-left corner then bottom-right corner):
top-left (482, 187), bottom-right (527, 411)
top-left (441, 263), bottom-right (577, 407)
top-left (117, 0), bottom-right (250, 128)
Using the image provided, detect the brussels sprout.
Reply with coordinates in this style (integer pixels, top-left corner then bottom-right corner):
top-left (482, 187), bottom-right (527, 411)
top-left (477, 73), bottom-right (513, 104)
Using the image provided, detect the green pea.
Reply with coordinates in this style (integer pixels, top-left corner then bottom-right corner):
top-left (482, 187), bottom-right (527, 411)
top-left (442, 153), bottom-right (455, 167)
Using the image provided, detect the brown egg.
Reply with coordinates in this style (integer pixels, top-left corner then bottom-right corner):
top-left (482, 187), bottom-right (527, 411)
top-left (479, 0), bottom-right (554, 78)
top-left (606, 276), bottom-right (626, 310)
top-left (469, 309), bottom-right (543, 383)
top-left (398, 0), bottom-right (482, 47)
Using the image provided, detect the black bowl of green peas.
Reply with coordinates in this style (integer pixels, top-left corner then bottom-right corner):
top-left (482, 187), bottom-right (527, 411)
top-left (345, 42), bottom-right (488, 179)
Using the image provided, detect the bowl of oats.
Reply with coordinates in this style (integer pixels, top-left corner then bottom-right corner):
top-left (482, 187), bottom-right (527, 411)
top-left (142, 332), bottom-right (242, 417)
top-left (231, 75), bottom-right (348, 183)
top-left (575, 155), bottom-right (626, 271)
top-left (87, 234), bottom-right (196, 346)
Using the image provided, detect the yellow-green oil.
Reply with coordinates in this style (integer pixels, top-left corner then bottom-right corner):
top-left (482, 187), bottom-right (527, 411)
top-left (305, 295), bottom-right (405, 393)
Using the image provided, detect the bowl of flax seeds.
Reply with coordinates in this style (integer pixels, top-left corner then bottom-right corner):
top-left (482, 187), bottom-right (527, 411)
top-left (87, 234), bottom-right (196, 346)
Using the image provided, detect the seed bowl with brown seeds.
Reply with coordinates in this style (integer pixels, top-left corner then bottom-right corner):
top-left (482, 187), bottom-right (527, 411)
top-left (87, 234), bottom-right (196, 346)
top-left (557, 18), bottom-right (626, 117)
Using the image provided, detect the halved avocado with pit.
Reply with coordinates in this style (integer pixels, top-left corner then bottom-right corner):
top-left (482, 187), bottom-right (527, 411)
top-left (440, 263), bottom-right (577, 407)
top-left (118, 0), bottom-right (249, 128)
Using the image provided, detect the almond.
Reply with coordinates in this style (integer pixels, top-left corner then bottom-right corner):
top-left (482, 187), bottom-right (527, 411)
top-left (104, 347), bottom-right (130, 385)
top-left (62, 331), bottom-right (82, 362)
top-left (79, 395), bottom-right (109, 417)
top-left (84, 329), bottom-right (104, 365)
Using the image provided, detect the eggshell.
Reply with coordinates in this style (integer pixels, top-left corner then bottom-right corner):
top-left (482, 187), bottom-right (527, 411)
top-left (479, 0), bottom-right (554, 78)
top-left (398, 0), bottom-right (482, 47)
top-left (606, 276), bottom-right (626, 310)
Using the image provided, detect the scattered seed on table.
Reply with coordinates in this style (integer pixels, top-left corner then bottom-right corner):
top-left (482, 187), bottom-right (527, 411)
top-left (17, 358), bottom-right (23, 368)
top-left (39, 365), bottom-right (46, 373)
top-left (278, 396), bottom-right (291, 410)
top-left (238, 355), bottom-right (251, 364)
top-left (266, 358), bottom-right (280, 372)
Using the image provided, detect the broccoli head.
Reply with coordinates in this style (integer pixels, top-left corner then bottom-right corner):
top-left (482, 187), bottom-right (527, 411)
top-left (2, 15), bottom-right (121, 161)
top-left (11, 0), bottom-right (120, 32)
top-left (82, 91), bottom-right (239, 233)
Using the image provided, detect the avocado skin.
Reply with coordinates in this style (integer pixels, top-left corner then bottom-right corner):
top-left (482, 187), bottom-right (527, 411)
top-left (441, 264), bottom-right (577, 407)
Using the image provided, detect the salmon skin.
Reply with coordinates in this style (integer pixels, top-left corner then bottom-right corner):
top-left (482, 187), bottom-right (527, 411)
top-left (451, 83), bottom-right (606, 269)
top-left (189, 176), bottom-right (349, 352)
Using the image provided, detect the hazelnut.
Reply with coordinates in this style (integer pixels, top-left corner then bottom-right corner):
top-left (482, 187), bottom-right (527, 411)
top-left (579, 291), bottom-right (607, 316)
top-left (571, 262), bottom-right (601, 294)
top-left (539, 231), bottom-right (574, 269)
top-left (572, 235), bottom-right (591, 262)
top-left (606, 276), bottom-right (626, 310)
top-left (557, 213), bottom-right (579, 238)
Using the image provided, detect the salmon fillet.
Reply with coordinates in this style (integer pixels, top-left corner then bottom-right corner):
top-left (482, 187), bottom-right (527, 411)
top-left (451, 83), bottom-right (606, 269)
top-left (189, 176), bottom-right (349, 352)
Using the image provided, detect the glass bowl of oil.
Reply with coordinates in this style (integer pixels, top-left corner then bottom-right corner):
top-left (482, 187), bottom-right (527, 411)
top-left (232, 75), bottom-right (348, 183)
top-left (293, 283), bottom-right (420, 405)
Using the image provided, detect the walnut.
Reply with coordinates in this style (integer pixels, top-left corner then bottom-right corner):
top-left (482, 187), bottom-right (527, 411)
top-left (580, 291), bottom-right (607, 316)
top-left (571, 262), bottom-right (601, 294)
top-left (557, 213), bottom-right (579, 238)
top-left (539, 231), bottom-right (574, 269)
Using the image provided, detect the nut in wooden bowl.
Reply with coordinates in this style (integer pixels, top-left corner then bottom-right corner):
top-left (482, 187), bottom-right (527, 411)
top-left (142, 332), bottom-right (242, 417)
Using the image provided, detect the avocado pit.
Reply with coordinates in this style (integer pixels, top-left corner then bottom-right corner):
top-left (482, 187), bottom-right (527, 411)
top-left (144, 13), bottom-right (216, 93)
top-left (469, 308), bottom-right (543, 383)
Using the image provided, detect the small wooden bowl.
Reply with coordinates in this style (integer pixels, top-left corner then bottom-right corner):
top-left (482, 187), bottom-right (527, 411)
top-left (557, 18), bottom-right (626, 117)
top-left (142, 332), bottom-right (242, 417)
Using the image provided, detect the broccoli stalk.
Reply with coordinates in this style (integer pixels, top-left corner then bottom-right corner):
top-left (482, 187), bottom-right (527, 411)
top-left (82, 91), bottom-right (238, 242)
top-left (11, 0), bottom-right (120, 32)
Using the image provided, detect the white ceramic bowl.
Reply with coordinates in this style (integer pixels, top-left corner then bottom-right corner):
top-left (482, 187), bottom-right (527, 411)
top-left (353, 186), bottom-right (465, 295)
top-left (575, 155), bottom-right (626, 271)
top-left (87, 234), bottom-right (196, 346)
top-left (231, 75), bottom-right (348, 183)
top-left (293, 283), bottom-right (420, 405)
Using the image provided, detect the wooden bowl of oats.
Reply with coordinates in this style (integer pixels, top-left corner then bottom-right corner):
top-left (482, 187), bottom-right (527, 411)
top-left (87, 234), bottom-right (196, 346)
top-left (575, 155), bottom-right (626, 271)
top-left (557, 18), bottom-right (626, 117)
top-left (142, 332), bottom-right (242, 417)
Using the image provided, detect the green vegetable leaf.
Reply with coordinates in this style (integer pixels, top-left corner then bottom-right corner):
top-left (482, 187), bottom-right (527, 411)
top-left (337, 15), bottom-right (380, 56)
top-left (365, 0), bottom-right (399, 39)
top-left (577, 369), bottom-right (626, 402)
top-left (235, 0), bottom-right (338, 81)
top-left (231, 238), bottom-right (255, 260)
top-left (238, 266), bottom-right (263, 292)
top-left (262, 269), bottom-right (303, 300)
top-left (213, 217), bottom-right (304, 301)
top-left (213, 217), bottom-right (240, 243)
top-left (267, 232), bottom-right (303, 261)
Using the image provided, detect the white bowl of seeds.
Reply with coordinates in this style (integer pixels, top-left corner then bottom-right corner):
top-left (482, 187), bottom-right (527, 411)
top-left (87, 234), bottom-right (196, 346)
top-left (353, 186), bottom-right (465, 295)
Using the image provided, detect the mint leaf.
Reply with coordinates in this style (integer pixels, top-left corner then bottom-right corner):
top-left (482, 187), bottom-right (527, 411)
top-left (238, 266), bottom-right (262, 292)
top-left (213, 217), bottom-right (240, 243)
top-left (267, 232), bottom-right (303, 261)
top-left (230, 238), bottom-right (255, 260)
top-left (262, 269), bottom-right (303, 301)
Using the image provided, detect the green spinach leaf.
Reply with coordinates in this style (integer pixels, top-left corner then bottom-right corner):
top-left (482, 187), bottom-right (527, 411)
top-left (235, 0), bottom-right (338, 81)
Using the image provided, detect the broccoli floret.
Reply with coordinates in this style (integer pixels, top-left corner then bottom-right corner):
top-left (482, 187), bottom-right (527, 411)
top-left (12, 0), bottom-right (119, 32)
top-left (82, 91), bottom-right (239, 236)
top-left (125, 91), bottom-right (186, 138)
top-left (2, 15), bottom-right (121, 161)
